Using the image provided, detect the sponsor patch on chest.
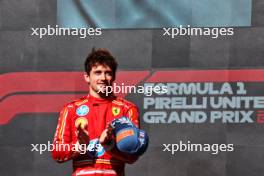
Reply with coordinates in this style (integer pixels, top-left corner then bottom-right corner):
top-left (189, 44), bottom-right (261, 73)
top-left (76, 105), bottom-right (89, 116)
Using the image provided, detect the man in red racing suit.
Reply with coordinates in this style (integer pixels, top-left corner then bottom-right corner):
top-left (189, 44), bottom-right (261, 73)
top-left (52, 48), bottom-right (140, 176)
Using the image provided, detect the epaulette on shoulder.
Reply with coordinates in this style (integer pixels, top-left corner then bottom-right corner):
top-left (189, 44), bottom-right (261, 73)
top-left (112, 99), bottom-right (125, 106)
top-left (66, 96), bottom-right (88, 107)
top-left (113, 97), bottom-right (135, 107)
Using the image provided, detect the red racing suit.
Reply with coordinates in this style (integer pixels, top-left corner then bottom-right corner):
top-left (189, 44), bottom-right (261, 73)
top-left (52, 95), bottom-right (139, 176)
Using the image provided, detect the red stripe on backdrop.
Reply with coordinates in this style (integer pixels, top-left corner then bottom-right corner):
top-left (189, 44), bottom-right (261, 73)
top-left (146, 69), bottom-right (264, 82)
top-left (3, 69), bottom-right (264, 124)
top-left (257, 117), bottom-right (264, 123)
top-left (0, 71), bottom-right (150, 100)
top-left (0, 71), bottom-right (150, 124)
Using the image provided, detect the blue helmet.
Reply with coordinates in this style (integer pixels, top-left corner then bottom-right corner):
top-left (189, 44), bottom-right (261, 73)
top-left (110, 117), bottom-right (149, 156)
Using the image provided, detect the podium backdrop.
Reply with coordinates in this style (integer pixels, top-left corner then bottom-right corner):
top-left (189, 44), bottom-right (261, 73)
top-left (0, 0), bottom-right (264, 176)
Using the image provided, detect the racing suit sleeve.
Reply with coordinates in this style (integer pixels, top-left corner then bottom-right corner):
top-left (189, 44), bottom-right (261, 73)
top-left (126, 105), bottom-right (140, 128)
top-left (51, 105), bottom-right (79, 163)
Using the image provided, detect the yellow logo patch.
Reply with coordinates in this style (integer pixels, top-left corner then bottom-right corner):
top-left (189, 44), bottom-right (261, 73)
top-left (75, 117), bottom-right (88, 129)
top-left (112, 107), bottom-right (120, 116)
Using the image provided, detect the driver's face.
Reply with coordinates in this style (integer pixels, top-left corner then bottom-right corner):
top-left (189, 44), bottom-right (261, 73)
top-left (84, 64), bottom-right (114, 98)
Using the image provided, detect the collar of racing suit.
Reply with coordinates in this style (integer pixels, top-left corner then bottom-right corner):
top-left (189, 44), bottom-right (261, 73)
top-left (87, 94), bottom-right (116, 104)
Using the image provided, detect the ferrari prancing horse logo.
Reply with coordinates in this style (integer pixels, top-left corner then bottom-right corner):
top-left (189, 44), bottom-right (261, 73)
top-left (112, 107), bottom-right (120, 116)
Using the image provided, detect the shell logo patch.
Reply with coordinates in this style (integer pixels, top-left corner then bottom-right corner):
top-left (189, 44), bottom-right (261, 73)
top-left (75, 117), bottom-right (88, 129)
top-left (112, 107), bottom-right (120, 116)
top-left (76, 105), bottom-right (89, 116)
